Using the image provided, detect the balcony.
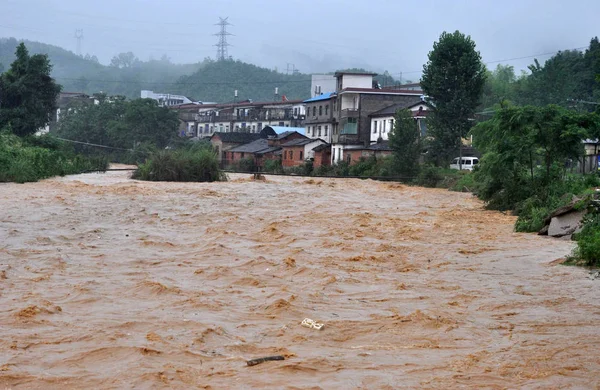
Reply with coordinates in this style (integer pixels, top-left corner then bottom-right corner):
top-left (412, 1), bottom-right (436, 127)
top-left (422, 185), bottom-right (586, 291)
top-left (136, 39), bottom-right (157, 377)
top-left (340, 109), bottom-right (359, 119)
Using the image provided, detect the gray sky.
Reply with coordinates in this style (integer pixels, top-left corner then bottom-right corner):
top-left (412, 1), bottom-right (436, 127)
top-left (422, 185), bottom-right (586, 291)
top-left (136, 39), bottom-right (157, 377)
top-left (1, 0), bottom-right (598, 79)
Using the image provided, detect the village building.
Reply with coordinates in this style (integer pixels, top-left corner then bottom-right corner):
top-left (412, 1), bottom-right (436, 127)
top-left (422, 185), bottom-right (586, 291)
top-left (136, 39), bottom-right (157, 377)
top-left (224, 128), bottom-right (306, 169)
top-left (329, 71), bottom-right (424, 164)
top-left (311, 143), bottom-right (332, 168)
top-left (140, 90), bottom-right (202, 107)
top-left (209, 131), bottom-right (265, 163)
top-left (171, 99), bottom-right (306, 138)
top-left (281, 138), bottom-right (328, 167)
top-left (369, 101), bottom-right (431, 143)
top-left (339, 140), bottom-right (394, 165)
top-left (303, 92), bottom-right (335, 143)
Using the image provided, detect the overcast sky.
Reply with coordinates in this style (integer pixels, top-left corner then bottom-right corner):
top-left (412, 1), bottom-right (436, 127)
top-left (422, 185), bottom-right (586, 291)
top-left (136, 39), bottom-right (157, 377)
top-left (1, 0), bottom-right (599, 79)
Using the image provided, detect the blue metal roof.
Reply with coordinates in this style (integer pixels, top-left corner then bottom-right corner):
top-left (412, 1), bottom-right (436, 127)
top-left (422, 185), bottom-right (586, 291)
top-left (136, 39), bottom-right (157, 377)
top-left (303, 92), bottom-right (336, 103)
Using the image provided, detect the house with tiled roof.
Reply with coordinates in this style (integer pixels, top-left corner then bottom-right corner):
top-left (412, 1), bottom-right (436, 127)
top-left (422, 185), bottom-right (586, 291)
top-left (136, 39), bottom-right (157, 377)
top-left (369, 101), bottom-right (432, 143)
top-left (224, 129), bottom-right (307, 169)
top-left (281, 138), bottom-right (328, 168)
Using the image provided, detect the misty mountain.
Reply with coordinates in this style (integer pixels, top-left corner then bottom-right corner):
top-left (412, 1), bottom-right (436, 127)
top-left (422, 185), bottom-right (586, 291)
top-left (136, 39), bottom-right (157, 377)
top-left (0, 37), bottom-right (202, 98)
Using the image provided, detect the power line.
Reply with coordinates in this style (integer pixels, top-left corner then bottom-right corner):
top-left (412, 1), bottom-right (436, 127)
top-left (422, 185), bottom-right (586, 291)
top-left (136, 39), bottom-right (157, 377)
top-left (53, 137), bottom-right (133, 151)
top-left (389, 45), bottom-right (590, 77)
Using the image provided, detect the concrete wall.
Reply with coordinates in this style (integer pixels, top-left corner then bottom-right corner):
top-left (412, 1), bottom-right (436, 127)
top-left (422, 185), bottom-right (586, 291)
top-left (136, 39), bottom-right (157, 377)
top-left (341, 74), bottom-right (372, 89)
top-left (310, 75), bottom-right (336, 97)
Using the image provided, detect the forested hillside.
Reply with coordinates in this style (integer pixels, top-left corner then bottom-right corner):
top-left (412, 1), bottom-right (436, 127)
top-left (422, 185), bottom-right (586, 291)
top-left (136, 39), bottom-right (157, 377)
top-left (0, 37), bottom-right (314, 101)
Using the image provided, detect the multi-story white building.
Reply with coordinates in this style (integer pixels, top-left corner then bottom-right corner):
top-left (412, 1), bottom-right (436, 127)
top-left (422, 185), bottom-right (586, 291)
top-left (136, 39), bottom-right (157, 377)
top-left (369, 100), bottom-right (431, 143)
top-left (172, 99), bottom-right (306, 138)
top-left (141, 90), bottom-right (195, 107)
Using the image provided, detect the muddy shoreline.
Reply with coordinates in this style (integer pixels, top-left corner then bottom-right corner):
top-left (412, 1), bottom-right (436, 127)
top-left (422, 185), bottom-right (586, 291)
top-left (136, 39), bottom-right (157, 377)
top-left (1, 171), bottom-right (598, 389)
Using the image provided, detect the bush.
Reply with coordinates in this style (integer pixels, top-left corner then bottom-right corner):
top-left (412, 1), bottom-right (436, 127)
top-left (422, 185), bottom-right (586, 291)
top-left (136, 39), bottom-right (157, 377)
top-left (513, 174), bottom-right (600, 232)
top-left (263, 158), bottom-right (284, 174)
top-left (571, 213), bottom-right (600, 266)
top-left (133, 146), bottom-right (226, 182)
top-left (0, 131), bottom-right (108, 183)
top-left (285, 160), bottom-right (313, 176)
top-left (449, 171), bottom-right (477, 192)
top-left (232, 157), bottom-right (256, 173)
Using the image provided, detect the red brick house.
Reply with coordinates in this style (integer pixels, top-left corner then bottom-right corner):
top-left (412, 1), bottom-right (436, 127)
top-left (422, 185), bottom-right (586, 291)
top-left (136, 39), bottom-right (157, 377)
top-left (281, 138), bottom-right (327, 167)
top-left (342, 141), bottom-right (393, 164)
top-left (312, 143), bottom-right (331, 168)
top-left (226, 130), bottom-right (307, 169)
top-left (209, 132), bottom-right (263, 163)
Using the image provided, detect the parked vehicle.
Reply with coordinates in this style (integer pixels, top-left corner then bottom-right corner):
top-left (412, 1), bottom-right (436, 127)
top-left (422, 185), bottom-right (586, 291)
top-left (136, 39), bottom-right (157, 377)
top-left (450, 156), bottom-right (479, 171)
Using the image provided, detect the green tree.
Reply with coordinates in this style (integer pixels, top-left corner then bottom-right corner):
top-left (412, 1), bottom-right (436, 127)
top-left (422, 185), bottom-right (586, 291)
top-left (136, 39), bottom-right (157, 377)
top-left (0, 43), bottom-right (62, 136)
top-left (421, 31), bottom-right (487, 167)
top-left (388, 109), bottom-right (421, 176)
top-left (56, 97), bottom-right (179, 151)
top-left (110, 52), bottom-right (139, 69)
top-left (471, 105), bottom-right (599, 210)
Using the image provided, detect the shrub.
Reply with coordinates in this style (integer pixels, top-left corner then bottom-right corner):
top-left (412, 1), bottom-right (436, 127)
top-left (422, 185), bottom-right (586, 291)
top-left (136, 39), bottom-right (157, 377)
top-left (571, 213), bottom-right (600, 266)
top-left (232, 157), bottom-right (256, 173)
top-left (263, 158), bottom-right (284, 174)
top-left (133, 146), bottom-right (226, 182)
top-left (285, 160), bottom-right (313, 176)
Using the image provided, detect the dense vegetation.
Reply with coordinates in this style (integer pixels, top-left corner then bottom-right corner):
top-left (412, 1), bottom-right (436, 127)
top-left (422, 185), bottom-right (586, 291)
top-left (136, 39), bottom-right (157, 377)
top-left (55, 95), bottom-right (180, 163)
top-left (0, 43), bottom-right (62, 136)
top-left (479, 37), bottom-right (600, 112)
top-left (133, 143), bottom-right (226, 182)
top-left (467, 104), bottom-right (600, 265)
top-left (0, 131), bottom-right (108, 183)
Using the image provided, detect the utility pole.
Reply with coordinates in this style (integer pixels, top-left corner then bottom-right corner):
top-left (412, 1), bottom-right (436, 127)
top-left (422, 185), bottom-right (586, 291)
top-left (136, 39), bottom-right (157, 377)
top-left (74, 29), bottom-right (83, 57)
top-left (214, 17), bottom-right (232, 61)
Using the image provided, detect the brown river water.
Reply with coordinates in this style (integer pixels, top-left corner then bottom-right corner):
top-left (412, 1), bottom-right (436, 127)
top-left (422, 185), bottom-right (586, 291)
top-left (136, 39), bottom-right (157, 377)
top-left (0, 170), bottom-right (599, 389)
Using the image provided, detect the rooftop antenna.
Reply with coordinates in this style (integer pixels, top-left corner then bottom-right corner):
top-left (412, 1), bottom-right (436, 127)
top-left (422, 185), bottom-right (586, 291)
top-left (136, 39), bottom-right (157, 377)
top-left (74, 29), bottom-right (83, 56)
top-left (274, 87), bottom-right (279, 102)
top-left (214, 17), bottom-right (233, 61)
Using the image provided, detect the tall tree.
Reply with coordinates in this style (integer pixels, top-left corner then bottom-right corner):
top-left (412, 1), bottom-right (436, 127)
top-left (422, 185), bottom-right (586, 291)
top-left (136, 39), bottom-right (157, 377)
top-left (0, 43), bottom-right (61, 136)
top-left (388, 109), bottom-right (421, 176)
top-left (110, 52), bottom-right (139, 69)
top-left (421, 31), bottom-right (487, 166)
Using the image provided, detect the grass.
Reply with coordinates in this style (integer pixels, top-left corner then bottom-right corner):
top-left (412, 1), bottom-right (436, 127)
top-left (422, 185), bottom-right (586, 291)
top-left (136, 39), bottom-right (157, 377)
top-left (0, 132), bottom-right (108, 183)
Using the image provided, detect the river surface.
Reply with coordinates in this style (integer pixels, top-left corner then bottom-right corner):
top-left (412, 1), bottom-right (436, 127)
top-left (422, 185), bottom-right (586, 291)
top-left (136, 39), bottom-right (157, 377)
top-left (0, 170), bottom-right (598, 389)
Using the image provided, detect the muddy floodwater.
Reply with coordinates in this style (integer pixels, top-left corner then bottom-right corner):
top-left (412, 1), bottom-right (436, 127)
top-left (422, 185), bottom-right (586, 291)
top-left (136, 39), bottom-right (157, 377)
top-left (1, 170), bottom-right (599, 389)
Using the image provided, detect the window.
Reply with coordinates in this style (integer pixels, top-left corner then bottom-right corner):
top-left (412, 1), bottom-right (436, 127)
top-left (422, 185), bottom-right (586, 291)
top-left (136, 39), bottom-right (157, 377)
top-left (241, 152), bottom-right (245, 158)
top-left (258, 122), bottom-right (263, 130)
top-left (289, 150), bottom-right (293, 160)
top-left (319, 106), bottom-right (323, 116)
top-left (279, 122), bottom-right (285, 126)
top-left (312, 106), bottom-right (316, 116)
top-left (318, 126), bottom-right (321, 137)
top-left (373, 121), bottom-right (377, 134)
top-left (294, 107), bottom-right (298, 115)
top-left (300, 151), bottom-right (303, 160)
top-left (325, 105), bottom-right (329, 115)
top-left (324, 125), bottom-right (328, 136)
top-left (389, 119), bottom-right (394, 132)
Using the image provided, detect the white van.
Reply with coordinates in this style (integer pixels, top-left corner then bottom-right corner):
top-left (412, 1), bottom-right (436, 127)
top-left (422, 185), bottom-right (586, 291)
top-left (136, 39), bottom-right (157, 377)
top-left (450, 157), bottom-right (479, 171)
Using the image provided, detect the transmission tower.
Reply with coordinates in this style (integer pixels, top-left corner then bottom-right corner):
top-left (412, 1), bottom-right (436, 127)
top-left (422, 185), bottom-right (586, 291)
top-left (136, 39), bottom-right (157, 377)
top-left (74, 29), bottom-right (83, 56)
top-left (214, 17), bottom-right (232, 61)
